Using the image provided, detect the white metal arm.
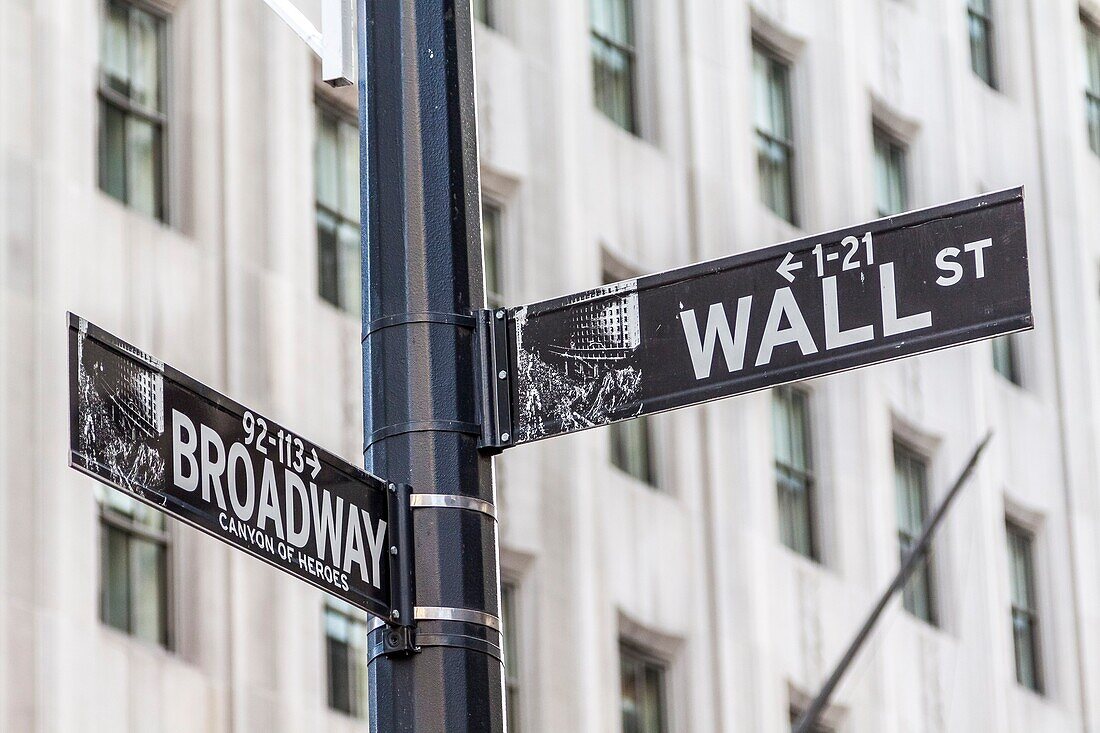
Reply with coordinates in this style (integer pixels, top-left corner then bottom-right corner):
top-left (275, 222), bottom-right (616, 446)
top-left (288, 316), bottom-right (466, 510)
top-left (262, 0), bottom-right (323, 56)
top-left (261, 0), bottom-right (356, 87)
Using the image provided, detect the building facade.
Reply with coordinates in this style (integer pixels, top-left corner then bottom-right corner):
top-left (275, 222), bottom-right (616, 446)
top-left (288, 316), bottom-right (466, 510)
top-left (3, 0), bottom-right (1100, 731)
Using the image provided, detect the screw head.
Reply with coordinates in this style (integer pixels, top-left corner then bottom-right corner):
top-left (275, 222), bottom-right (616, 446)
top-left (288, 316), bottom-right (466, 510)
top-left (390, 545), bottom-right (398, 556)
top-left (498, 370), bottom-right (507, 380)
top-left (496, 310), bottom-right (505, 320)
top-left (389, 483), bottom-right (397, 493)
top-left (501, 432), bottom-right (511, 442)
top-left (390, 610), bottom-right (401, 621)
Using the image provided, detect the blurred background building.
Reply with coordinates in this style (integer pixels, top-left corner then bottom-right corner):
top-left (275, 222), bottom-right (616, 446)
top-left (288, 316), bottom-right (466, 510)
top-left (3, 0), bottom-right (1100, 731)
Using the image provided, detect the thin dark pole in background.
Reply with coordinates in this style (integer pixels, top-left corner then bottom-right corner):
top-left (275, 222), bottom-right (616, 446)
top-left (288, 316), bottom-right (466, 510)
top-left (359, 0), bottom-right (505, 730)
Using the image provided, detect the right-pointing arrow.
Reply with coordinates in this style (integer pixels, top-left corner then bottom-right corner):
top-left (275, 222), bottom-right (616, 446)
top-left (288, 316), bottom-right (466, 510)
top-left (777, 252), bottom-right (803, 283)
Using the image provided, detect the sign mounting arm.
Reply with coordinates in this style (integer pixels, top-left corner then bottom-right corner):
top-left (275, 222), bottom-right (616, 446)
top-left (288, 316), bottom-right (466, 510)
top-left (260, 0), bottom-right (356, 87)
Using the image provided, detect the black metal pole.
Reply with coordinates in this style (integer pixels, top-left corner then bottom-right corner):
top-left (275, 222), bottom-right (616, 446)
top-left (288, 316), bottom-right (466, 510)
top-left (358, 0), bottom-right (504, 731)
top-left (793, 433), bottom-right (993, 733)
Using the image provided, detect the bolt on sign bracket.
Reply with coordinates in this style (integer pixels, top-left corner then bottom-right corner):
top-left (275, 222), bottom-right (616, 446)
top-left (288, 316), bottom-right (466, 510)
top-left (382, 482), bottom-right (418, 656)
top-left (475, 308), bottom-right (515, 454)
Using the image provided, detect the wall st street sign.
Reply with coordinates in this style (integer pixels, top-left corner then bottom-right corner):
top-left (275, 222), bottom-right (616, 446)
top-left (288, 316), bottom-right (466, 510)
top-left (486, 188), bottom-right (1031, 447)
top-left (67, 315), bottom-right (412, 623)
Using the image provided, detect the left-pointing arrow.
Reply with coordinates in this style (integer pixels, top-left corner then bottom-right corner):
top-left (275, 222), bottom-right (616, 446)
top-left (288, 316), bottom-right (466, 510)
top-left (777, 252), bottom-right (804, 283)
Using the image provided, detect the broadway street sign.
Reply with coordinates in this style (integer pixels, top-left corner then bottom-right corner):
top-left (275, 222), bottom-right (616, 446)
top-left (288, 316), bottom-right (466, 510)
top-left (68, 315), bottom-right (412, 623)
top-left (486, 188), bottom-right (1031, 447)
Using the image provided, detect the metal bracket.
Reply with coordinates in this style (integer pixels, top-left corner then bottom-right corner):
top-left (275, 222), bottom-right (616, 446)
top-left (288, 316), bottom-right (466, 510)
top-left (475, 308), bottom-right (515, 453)
top-left (382, 482), bottom-right (418, 657)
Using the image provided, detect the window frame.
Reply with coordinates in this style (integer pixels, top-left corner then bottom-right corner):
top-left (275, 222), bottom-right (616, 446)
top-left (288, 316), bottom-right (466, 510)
top-left (98, 495), bottom-right (173, 648)
top-left (773, 385), bottom-right (818, 561)
top-left (1006, 519), bottom-right (1044, 694)
top-left (893, 439), bottom-right (938, 627)
top-left (967, 0), bottom-right (998, 89)
top-left (501, 581), bottom-right (523, 732)
top-left (482, 198), bottom-right (507, 310)
top-left (872, 124), bottom-right (910, 218)
top-left (590, 0), bottom-right (639, 135)
top-left (609, 414), bottom-right (658, 488)
top-left (752, 38), bottom-right (798, 226)
top-left (619, 641), bottom-right (669, 733)
top-left (324, 599), bottom-right (371, 718)
top-left (314, 95), bottom-right (361, 316)
top-left (97, 0), bottom-right (171, 223)
top-left (992, 335), bottom-right (1021, 385)
top-left (1084, 14), bottom-right (1100, 156)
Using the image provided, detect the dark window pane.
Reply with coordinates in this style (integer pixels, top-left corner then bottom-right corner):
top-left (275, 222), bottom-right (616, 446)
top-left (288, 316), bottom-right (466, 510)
top-left (992, 336), bottom-right (1020, 384)
top-left (592, 0), bottom-right (633, 46)
top-left (130, 537), bottom-right (166, 645)
top-left (502, 583), bottom-right (521, 732)
top-left (968, 0), bottom-right (997, 87)
top-left (317, 210), bottom-right (340, 307)
top-left (619, 645), bottom-right (666, 733)
top-left (100, 496), bottom-right (169, 647)
top-left (325, 602), bottom-right (368, 717)
top-left (774, 387), bottom-right (815, 559)
top-left (338, 120), bottom-right (360, 222)
top-left (753, 43), bottom-right (796, 224)
top-left (337, 222), bottom-right (361, 316)
top-left (126, 116), bottom-right (162, 220)
top-left (483, 202), bottom-right (504, 307)
top-left (99, 101), bottom-right (128, 202)
top-left (1007, 522), bottom-right (1042, 693)
top-left (315, 107), bottom-right (361, 314)
top-left (591, 0), bottom-right (637, 134)
top-left (326, 634), bottom-right (353, 714)
top-left (97, 0), bottom-right (167, 222)
top-left (102, 523), bottom-right (130, 633)
top-left (102, 0), bottom-right (130, 95)
top-left (894, 442), bottom-right (936, 625)
top-left (873, 129), bottom-right (908, 217)
top-left (610, 416), bottom-right (655, 486)
top-left (131, 8), bottom-right (162, 111)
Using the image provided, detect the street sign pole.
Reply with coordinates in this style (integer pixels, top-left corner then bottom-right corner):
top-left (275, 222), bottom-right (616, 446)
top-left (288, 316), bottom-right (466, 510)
top-left (358, 0), bottom-right (504, 731)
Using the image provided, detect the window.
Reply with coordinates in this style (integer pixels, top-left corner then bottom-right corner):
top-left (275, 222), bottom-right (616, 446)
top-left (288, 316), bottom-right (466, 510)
top-left (325, 599), bottom-right (370, 717)
top-left (992, 336), bottom-right (1020, 384)
top-left (1007, 521), bottom-right (1043, 693)
top-left (773, 386), bottom-right (817, 560)
top-left (591, 0), bottom-right (637, 134)
top-left (1085, 17), bottom-right (1100, 155)
top-left (968, 0), bottom-right (997, 88)
top-left (894, 441), bottom-right (937, 625)
top-left (502, 583), bottom-right (522, 732)
top-left (873, 127), bottom-right (908, 217)
top-left (483, 201), bottom-right (505, 309)
top-left (98, 0), bottom-right (168, 221)
top-left (620, 644), bottom-right (667, 733)
top-left (753, 42), bottom-right (797, 224)
top-left (610, 416), bottom-right (656, 486)
top-left (100, 491), bottom-right (169, 646)
top-left (473, 0), bottom-right (493, 26)
top-left (316, 104), bottom-right (361, 316)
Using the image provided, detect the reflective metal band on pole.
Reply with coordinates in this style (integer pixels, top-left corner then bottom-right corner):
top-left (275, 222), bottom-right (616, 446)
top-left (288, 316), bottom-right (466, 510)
top-left (414, 606), bottom-right (501, 632)
top-left (409, 493), bottom-right (497, 521)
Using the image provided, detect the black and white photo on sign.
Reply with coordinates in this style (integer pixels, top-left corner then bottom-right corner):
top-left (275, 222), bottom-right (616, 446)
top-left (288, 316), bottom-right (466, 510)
top-left (514, 278), bottom-right (643, 442)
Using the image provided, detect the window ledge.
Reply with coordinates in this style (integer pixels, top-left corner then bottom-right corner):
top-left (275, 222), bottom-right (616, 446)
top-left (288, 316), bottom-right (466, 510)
top-left (99, 622), bottom-right (177, 660)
